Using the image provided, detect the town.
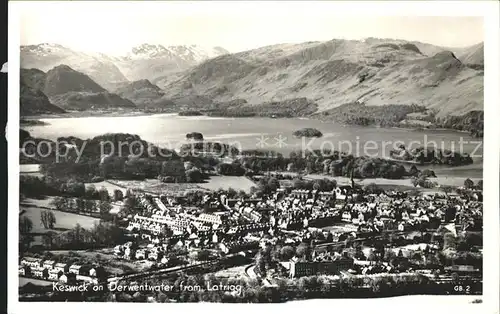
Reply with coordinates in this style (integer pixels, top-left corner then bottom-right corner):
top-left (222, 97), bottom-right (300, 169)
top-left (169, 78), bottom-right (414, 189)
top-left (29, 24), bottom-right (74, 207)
top-left (18, 169), bottom-right (483, 302)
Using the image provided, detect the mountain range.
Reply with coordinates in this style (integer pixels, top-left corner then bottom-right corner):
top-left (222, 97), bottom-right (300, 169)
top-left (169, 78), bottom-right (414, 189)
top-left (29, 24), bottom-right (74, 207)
top-left (20, 65), bottom-right (136, 113)
top-left (159, 38), bottom-right (484, 117)
top-left (21, 43), bottom-right (230, 89)
top-left (20, 38), bottom-right (483, 118)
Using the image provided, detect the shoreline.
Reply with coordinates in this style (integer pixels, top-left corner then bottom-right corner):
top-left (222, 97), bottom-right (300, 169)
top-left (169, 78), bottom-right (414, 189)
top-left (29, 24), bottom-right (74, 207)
top-left (20, 111), bottom-right (481, 138)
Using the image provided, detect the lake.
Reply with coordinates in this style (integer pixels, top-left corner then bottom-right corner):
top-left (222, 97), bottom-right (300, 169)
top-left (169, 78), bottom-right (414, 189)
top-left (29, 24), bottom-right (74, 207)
top-left (22, 114), bottom-right (483, 178)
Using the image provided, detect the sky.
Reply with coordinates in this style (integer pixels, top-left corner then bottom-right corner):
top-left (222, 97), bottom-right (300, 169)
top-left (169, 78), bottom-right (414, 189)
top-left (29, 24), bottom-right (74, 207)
top-left (18, 2), bottom-right (484, 56)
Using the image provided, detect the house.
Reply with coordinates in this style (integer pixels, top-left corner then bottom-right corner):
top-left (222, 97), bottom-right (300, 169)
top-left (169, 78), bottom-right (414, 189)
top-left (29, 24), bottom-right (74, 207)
top-left (291, 189), bottom-right (311, 199)
top-left (114, 245), bottom-right (123, 256)
top-left (77, 275), bottom-right (99, 285)
top-left (335, 186), bottom-right (352, 200)
top-left (317, 191), bottom-right (335, 202)
top-left (43, 260), bottom-right (55, 270)
top-left (48, 269), bottom-right (63, 281)
top-left (54, 263), bottom-right (68, 273)
top-left (124, 247), bottom-right (133, 260)
top-left (31, 267), bottom-right (46, 278)
top-left (20, 257), bottom-right (42, 269)
top-left (135, 249), bottom-right (147, 260)
top-left (18, 265), bottom-right (28, 276)
top-left (89, 266), bottom-right (105, 278)
top-left (69, 264), bottom-right (82, 275)
top-left (59, 273), bottom-right (77, 285)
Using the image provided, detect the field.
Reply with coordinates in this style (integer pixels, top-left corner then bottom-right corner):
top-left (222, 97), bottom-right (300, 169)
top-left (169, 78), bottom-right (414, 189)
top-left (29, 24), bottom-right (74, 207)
top-left (20, 164), bottom-right (41, 173)
top-left (107, 179), bottom-right (208, 196)
top-left (197, 175), bottom-right (257, 193)
top-left (85, 180), bottom-right (128, 195)
top-left (20, 197), bottom-right (100, 233)
top-left (304, 174), bottom-right (481, 189)
top-left (19, 277), bottom-right (53, 287)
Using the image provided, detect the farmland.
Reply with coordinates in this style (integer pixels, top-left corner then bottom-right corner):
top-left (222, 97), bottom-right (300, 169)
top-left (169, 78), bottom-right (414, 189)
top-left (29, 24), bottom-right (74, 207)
top-left (107, 179), bottom-right (208, 196)
top-left (20, 197), bottom-right (100, 233)
top-left (197, 175), bottom-right (257, 193)
top-left (85, 180), bottom-right (128, 195)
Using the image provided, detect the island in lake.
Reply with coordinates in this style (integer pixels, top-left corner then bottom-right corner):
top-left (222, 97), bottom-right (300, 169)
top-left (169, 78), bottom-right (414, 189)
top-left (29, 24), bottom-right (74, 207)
top-left (292, 128), bottom-right (323, 138)
top-left (178, 110), bottom-right (204, 116)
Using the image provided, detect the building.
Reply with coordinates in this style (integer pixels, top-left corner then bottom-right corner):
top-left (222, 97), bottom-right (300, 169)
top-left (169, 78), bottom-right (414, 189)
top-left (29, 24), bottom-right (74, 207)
top-left (59, 273), bottom-right (77, 285)
top-left (76, 275), bottom-right (99, 284)
top-left (20, 257), bottom-right (42, 269)
top-left (54, 263), bottom-right (68, 273)
top-left (290, 189), bottom-right (311, 199)
top-left (444, 265), bottom-right (481, 275)
top-left (48, 269), bottom-right (63, 281)
top-left (196, 213), bottom-right (222, 225)
top-left (69, 264), bottom-right (82, 275)
top-left (31, 267), bottom-right (46, 278)
top-left (89, 266), bottom-right (104, 278)
top-left (317, 191), bottom-right (335, 202)
top-left (335, 185), bottom-right (353, 200)
top-left (219, 240), bottom-right (259, 254)
top-left (43, 260), bottom-right (55, 270)
top-left (135, 249), bottom-right (147, 260)
top-left (289, 258), bottom-right (354, 278)
top-left (19, 265), bottom-right (27, 276)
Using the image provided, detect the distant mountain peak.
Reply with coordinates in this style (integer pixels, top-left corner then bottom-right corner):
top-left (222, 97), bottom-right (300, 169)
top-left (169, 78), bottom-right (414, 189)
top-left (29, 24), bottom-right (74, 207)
top-left (125, 43), bottom-right (229, 62)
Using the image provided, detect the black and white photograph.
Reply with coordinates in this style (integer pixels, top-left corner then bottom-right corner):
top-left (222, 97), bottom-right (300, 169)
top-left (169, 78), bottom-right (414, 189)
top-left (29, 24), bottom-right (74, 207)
top-left (7, 0), bottom-right (500, 312)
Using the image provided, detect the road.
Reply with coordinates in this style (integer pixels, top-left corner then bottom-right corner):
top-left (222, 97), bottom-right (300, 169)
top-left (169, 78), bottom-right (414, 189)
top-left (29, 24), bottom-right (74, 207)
top-left (245, 264), bottom-right (273, 287)
top-left (107, 251), bottom-right (250, 283)
top-left (107, 260), bottom-right (216, 282)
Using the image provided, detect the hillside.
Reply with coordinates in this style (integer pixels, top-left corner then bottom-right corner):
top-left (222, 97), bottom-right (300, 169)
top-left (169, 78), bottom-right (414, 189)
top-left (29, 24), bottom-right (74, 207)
top-left (20, 68), bottom-right (47, 91)
top-left (20, 43), bottom-right (128, 90)
top-left (20, 81), bottom-right (65, 116)
top-left (161, 39), bottom-right (483, 117)
top-left (50, 91), bottom-right (137, 111)
top-left (20, 65), bottom-right (138, 112)
top-left (114, 79), bottom-right (166, 107)
top-left (455, 42), bottom-right (484, 70)
top-left (43, 65), bottom-right (107, 97)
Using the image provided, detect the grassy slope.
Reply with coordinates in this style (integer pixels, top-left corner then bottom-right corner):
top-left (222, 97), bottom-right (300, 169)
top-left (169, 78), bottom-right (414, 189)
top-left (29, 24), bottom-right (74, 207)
top-left (161, 39), bottom-right (483, 117)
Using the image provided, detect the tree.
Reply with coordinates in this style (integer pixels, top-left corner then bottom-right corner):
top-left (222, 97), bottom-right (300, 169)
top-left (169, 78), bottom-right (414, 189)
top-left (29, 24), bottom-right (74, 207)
top-left (84, 199), bottom-right (97, 212)
top-left (50, 196), bottom-right (66, 211)
top-left (40, 210), bottom-right (56, 229)
top-left (280, 246), bottom-right (295, 261)
top-left (99, 201), bottom-right (113, 217)
top-left (113, 189), bottom-right (124, 202)
top-left (476, 179), bottom-right (483, 190)
top-left (62, 179), bottom-right (86, 197)
top-left (185, 168), bottom-right (203, 183)
top-left (42, 231), bottom-right (57, 248)
top-left (296, 242), bottom-right (311, 259)
top-left (464, 178), bottom-right (474, 189)
top-left (440, 186), bottom-right (453, 196)
top-left (85, 185), bottom-right (100, 199)
top-left (19, 216), bottom-right (33, 234)
top-left (443, 233), bottom-right (458, 250)
top-left (98, 187), bottom-right (110, 202)
top-left (161, 225), bottom-right (173, 238)
top-left (75, 198), bottom-right (85, 213)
